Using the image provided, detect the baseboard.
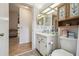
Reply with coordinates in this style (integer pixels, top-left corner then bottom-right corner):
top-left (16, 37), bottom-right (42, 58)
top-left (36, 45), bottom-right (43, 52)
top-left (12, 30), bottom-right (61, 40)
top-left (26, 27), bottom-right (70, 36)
top-left (19, 41), bottom-right (32, 44)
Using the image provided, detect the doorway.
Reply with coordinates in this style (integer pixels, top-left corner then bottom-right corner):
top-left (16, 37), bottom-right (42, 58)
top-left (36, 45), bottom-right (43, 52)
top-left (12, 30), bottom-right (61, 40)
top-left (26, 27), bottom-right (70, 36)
top-left (9, 3), bottom-right (32, 56)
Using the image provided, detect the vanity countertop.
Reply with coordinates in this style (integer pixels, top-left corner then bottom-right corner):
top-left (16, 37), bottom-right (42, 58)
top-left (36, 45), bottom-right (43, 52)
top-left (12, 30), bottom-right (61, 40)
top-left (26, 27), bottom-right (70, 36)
top-left (36, 32), bottom-right (57, 37)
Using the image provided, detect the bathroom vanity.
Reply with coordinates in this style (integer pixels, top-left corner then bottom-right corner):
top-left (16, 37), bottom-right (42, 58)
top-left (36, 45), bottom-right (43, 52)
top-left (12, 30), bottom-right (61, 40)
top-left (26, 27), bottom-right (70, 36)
top-left (36, 32), bottom-right (57, 56)
top-left (36, 10), bottom-right (58, 56)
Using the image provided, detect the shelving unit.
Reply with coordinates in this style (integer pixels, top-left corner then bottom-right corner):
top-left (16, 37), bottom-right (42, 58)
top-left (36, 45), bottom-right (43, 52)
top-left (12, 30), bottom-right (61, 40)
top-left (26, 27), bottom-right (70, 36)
top-left (58, 16), bottom-right (79, 27)
top-left (57, 3), bottom-right (69, 21)
top-left (57, 3), bottom-right (79, 27)
top-left (57, 3), bottom-right (79, 41)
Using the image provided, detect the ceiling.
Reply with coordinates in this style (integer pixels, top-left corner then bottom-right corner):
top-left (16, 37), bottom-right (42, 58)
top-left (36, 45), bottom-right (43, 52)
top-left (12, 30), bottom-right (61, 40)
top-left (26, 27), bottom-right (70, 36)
top-left (34, 3), bottom-right (46, 9)
top-left (9, 3), bottom-right (53, 13)
top-left (9, 3), bottom-right (32, 12)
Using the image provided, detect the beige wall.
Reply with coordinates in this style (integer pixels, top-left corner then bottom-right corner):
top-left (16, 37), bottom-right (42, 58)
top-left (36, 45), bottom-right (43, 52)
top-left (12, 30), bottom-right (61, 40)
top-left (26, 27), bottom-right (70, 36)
top-left (19, 7), bottom-right (32, 44)
top-left (9, 12), bottom-right (18, 29)
top-left (9, 4), bottom-right (18, 30)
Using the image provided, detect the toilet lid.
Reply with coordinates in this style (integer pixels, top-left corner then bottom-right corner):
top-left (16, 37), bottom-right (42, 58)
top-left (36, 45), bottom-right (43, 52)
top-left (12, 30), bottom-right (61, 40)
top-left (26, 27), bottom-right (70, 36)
top-left (51, 49), bottom-right (73, 56)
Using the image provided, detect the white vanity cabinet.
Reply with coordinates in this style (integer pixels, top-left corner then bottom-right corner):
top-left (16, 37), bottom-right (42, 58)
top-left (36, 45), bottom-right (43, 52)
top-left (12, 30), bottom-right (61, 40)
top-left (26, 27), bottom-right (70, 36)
top-left (36, 33), bottom-right (57, 56)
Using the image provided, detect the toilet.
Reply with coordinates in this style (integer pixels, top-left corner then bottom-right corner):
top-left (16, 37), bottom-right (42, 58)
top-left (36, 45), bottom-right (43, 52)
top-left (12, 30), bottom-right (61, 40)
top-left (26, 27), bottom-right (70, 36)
top-left (51, 37), bottom-right (77, 56)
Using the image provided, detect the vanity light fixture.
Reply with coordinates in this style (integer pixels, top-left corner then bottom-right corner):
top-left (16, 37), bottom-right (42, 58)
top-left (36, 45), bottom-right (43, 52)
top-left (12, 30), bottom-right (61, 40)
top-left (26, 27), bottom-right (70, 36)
top-left (50, 3), bottom-right (60, 8)
top-left (41, 8), bottom-right (51, 14)
top-left (46, 9), bottom-right (55, 14)
top-left (24, 6), bottom-right (30, 9)
top-left (41, 3), bottom-right (60, 14)
top-left (38, 14), bottom-right (42, 17)
top-left (54, 7), bottom-right (58, 11)
top-left (38, 14), bottom-right (44, 19)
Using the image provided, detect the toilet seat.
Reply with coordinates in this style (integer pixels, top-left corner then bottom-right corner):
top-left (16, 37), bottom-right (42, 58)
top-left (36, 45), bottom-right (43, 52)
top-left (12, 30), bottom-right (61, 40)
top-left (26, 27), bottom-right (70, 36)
top-left (51, 49), bottom-right (73, 56)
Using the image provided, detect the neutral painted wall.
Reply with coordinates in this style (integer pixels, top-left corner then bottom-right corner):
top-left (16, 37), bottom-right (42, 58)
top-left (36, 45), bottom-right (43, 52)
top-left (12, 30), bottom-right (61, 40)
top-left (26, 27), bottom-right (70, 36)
top-left (19, 7), bottom-right (32, 44)
top-left (9, 12), bottom-right (18, 29)
top-left (9, 4), bottom-right (18, 30)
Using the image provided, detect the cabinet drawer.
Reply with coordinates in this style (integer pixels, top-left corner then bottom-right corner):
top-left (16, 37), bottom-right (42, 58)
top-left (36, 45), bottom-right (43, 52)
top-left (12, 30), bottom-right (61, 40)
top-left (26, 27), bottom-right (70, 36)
top-left (36, 35), bottom-right (41, 51)
top-left (41, 36), bottom-right (47, 43)
top-left (36, 41), bottom-right (40, 51)
top-left (40, 42), bottom-right (47, 56)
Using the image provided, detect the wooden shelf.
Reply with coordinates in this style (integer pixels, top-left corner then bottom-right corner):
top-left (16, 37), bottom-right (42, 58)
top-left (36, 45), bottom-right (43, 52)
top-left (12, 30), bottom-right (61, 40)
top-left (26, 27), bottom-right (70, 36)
top-left (58, 16), bottom-right (79, 27)
top-left (58, 16), bottom-right (79, 22)
top-left (59, 24), bottom-right (79, 27)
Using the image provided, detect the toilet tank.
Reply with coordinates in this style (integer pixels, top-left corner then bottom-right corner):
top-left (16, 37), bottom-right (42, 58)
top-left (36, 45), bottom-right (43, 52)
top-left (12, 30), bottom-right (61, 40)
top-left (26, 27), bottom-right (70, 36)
top-left (60, 37), bottom-right (77, 55)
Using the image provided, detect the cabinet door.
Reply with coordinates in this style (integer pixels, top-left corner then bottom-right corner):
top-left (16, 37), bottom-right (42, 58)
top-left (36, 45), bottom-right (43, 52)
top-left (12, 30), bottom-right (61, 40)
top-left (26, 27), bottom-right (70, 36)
top-left (47, 37), bottom-right (53, 55)
top-left (36, 35), bottom-right (41, 51)
top-left (40, 38), bottom-right (47, 56)
top-left (41, 36), bottom-right (47, 43)
top-left (42, 43), bottom-right (48, 56)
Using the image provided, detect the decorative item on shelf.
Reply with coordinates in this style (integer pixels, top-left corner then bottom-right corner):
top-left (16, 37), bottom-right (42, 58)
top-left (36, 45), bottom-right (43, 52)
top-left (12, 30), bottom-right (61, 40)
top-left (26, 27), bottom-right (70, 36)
top-left (70, 3), bottom-right (79, 17)
top-left (59, 6), bottom-right (65, 20)
top-left (66, 24), bottom-right (71, 28)
top-left (67, 31), bottom-right (76, 39)
top-left (58, 4), bottom-right (69, 21)
top-left (62, 29), bottom-right (67, 37)
top-left (66, 24), bottom-right (70, 26)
